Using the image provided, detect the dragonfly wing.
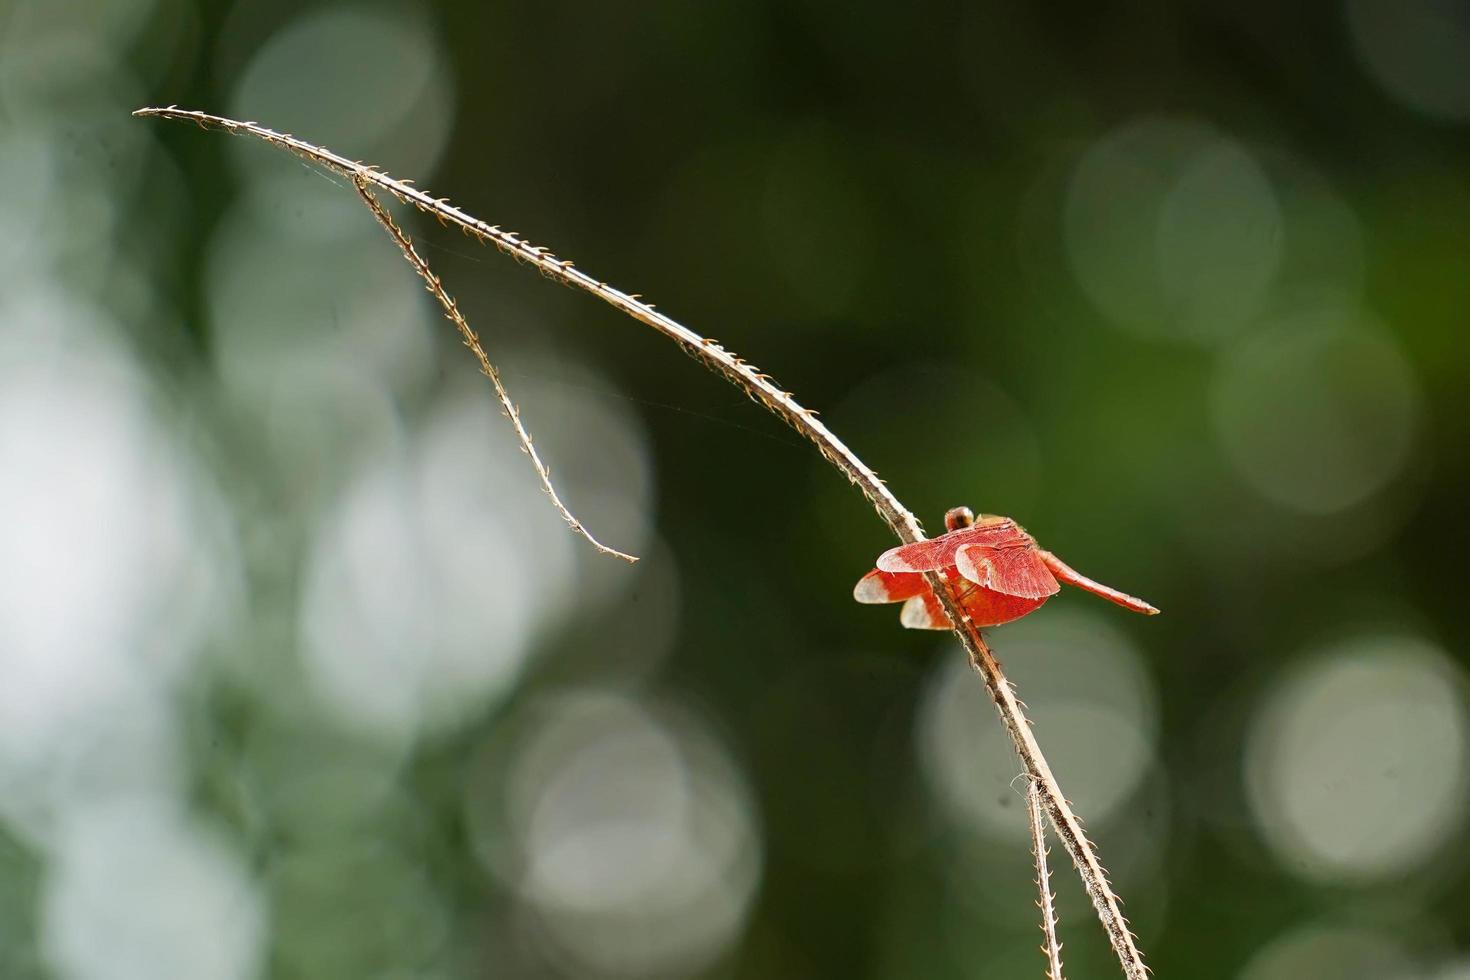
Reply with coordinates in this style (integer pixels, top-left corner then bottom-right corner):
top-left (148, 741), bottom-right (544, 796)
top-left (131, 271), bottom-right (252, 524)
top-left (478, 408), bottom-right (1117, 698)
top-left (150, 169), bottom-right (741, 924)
top-left (875, 518), bottom-right (1026, 573)
top-left (900, 592), bottom-right (953, 630)
top-left (854, 568), bottom-right (929, 604)
top-left (955, 544), bottom-right (1060, 600)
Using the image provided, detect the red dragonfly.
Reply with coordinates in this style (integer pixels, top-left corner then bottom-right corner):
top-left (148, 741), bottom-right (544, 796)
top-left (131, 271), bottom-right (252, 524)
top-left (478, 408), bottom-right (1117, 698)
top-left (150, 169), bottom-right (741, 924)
top-left (854, 507), bottom-right (1159, 629)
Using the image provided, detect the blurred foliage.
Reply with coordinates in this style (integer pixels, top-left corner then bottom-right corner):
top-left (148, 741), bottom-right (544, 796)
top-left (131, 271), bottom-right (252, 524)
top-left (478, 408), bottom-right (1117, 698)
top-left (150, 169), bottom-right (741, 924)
top-left (3, 0), bottom-right (1470, 978)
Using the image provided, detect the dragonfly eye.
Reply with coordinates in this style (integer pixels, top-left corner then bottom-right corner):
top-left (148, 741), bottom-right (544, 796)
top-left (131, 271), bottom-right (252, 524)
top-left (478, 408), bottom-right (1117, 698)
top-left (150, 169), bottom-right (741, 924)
top-left (943, 506), bottom-right (975, 532)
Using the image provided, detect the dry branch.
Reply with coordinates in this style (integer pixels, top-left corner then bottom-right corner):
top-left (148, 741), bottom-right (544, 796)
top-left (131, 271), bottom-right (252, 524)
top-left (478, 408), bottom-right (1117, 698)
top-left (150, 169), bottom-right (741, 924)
top-left (1027, 776), bottom-right (1066, 980)
top-left (350, 174), bottom-right (636, 564)
top-left (135, 106), bottom-right (1149, 978)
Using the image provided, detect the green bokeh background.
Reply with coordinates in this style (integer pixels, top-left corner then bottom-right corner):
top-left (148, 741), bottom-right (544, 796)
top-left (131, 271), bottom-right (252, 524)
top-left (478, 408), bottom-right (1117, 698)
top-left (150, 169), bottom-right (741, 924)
top-left (3, 1), bottom-right (1470, 978)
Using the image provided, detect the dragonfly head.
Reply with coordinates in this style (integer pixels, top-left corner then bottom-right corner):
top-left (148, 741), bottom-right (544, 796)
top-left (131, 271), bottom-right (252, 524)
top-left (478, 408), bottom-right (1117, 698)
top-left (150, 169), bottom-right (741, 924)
top-left (943, 506), bottom-right (975, 532)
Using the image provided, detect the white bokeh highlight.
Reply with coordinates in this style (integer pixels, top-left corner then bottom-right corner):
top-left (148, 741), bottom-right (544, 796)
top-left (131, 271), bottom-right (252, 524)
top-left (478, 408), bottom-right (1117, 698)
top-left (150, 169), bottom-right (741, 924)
top-left (1066, 117), bottom-right (1282, 344)
top-left (206, 177), bottom-right (436, 415)
top-left (1246, 634), bottom-right (1470, 883)
top-left (0, 291), bottom-right (238, 844)
top-left (473, 691), bottom-right (762, 978)
top-left (40, 800), bottom-right (264, 980)
top-left (1212, 308), bottom-right (1422, 514)
top-left (1427, 958), bottom-right (1470, 980)
top-left (227, 5), bottom-right (455, 181)
top-left (297, 358), bottom-right (652, 744)
top-left (300, 390), bottom-right (569, 742)
top-left (919, 610), bottom-right (1159, 841)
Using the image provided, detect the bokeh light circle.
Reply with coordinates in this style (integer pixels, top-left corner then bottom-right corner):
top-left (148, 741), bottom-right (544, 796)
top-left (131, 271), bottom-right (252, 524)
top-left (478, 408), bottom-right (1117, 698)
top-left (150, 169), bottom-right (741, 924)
top-left (1212, 308), bottom-right (1422, 515)
top-left (227, 5), bottom-right (454, 180)
top-left (1348, 0), bottom-right (1470, 122)
top-left (495, 356), bottom-right (658, 612)
top-left (919, 610), bottom-right (1159, 842)
top-left (1066, 117), bottom-right (1282, 344)
top-left (206, 178), bottom-right (437, 409)
top-left (0, 290), bottom-right (238, 842)
top-left (468, 691), bottom-right (762, 978)
top-left (41, 801), bottom-right (264, 980)
top-left (1238, 921), bottom-right (1417, 980)
top-left (1427, 957), bottom-right (1470, 980)
top-left (1245, 635), bottom-right (1470, 883)
top-left (299, 392), bottom-right (569, 744)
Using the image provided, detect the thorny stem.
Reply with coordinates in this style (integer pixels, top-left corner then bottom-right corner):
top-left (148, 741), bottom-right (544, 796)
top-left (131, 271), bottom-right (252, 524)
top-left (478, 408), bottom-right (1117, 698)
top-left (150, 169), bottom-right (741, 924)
top-left (1027, 777), bottom-right (1066, 980)
top-left (957, 615), bottom-right (1146, 979)
top-left (350, 174), bottom-right (637, 564)
top-left (136, 106), bottom-right (1149, 979)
